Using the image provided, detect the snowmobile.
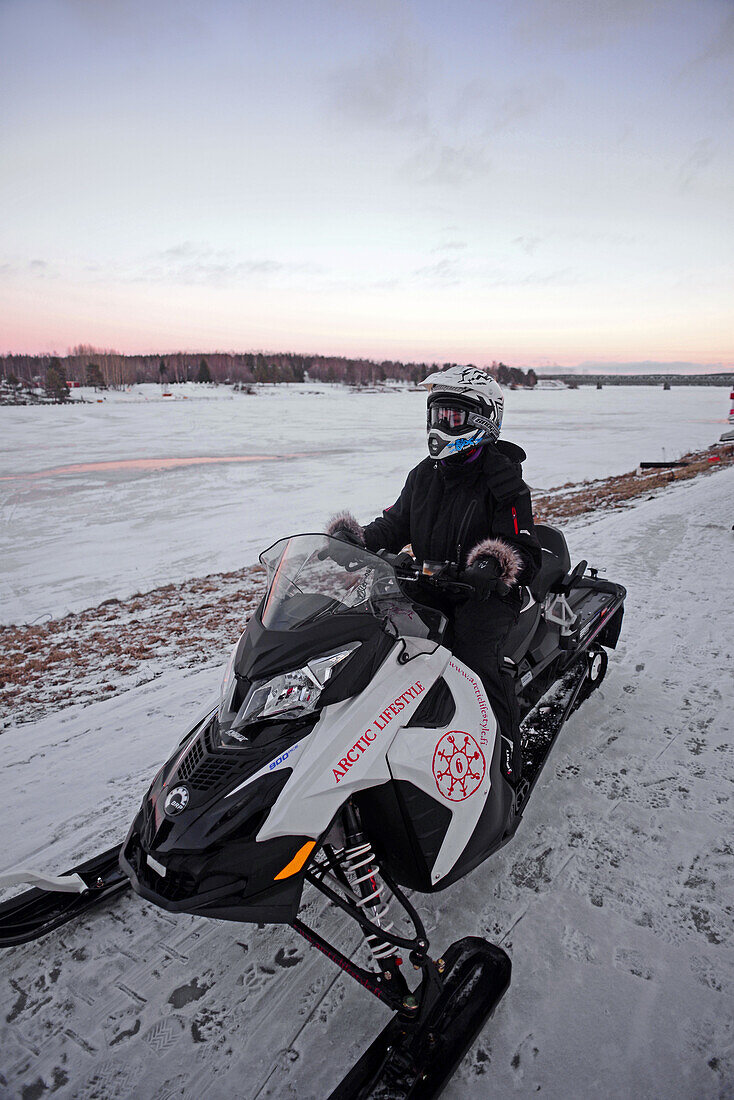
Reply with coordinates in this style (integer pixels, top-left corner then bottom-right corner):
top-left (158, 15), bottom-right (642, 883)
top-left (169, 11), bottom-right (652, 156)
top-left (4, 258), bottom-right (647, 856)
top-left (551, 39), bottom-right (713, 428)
top-left (1, 525), bottom-right (625, 1098)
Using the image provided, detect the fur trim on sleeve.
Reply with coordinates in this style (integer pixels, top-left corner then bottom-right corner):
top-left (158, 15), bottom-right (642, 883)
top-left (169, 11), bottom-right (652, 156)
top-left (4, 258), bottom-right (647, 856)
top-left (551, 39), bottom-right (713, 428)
top-left (325, 511), bottom-right (365, 545)
top-left (466, 537), bottom-right (523, 584)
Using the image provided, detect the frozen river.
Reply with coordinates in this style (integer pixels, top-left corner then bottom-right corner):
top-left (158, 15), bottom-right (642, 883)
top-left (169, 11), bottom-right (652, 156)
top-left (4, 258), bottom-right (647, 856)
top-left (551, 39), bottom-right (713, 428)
top-left (0, 383), bottom-right (726, 623)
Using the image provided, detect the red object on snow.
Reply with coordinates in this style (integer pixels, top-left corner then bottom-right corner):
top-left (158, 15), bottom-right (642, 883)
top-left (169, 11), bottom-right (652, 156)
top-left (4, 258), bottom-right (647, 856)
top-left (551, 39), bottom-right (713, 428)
top-left (708, 456), bottom-right (721, 463)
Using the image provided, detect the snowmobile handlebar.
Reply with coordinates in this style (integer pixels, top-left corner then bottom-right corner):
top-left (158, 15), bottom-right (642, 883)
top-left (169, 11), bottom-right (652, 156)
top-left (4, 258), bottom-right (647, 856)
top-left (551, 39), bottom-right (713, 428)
top-left (376, 550), bottom-right (505, 598)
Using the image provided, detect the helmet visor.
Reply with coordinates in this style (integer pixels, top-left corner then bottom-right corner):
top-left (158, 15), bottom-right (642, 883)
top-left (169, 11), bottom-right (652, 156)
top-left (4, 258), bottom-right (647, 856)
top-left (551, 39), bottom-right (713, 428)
top-left (428, 403), bottom-right (470, 430)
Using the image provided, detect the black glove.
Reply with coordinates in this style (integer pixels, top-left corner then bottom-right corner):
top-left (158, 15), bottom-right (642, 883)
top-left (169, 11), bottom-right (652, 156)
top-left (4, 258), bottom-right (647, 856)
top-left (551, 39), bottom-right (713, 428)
top-left (463, 555), bottom-right (501, 600)
top-left (322, 527), bottom-right (364, 568)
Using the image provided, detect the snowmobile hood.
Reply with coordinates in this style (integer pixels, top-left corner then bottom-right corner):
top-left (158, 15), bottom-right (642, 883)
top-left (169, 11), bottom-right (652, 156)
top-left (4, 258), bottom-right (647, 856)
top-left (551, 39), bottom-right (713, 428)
top-left (120, 707), bottom-right (322, 923)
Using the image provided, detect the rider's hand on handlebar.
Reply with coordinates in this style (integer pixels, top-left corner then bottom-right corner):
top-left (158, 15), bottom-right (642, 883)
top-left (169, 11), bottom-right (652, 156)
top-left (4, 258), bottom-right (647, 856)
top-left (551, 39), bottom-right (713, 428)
top-left (320, 528), bottom-right (365, 568)
top-left (463, 555), bottom-right (503, 600)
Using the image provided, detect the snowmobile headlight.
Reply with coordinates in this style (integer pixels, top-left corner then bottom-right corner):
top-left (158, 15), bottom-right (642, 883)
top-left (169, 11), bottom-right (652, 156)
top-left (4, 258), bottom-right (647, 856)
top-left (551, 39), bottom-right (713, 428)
top-left (233, 644), bottom-right (360, 729)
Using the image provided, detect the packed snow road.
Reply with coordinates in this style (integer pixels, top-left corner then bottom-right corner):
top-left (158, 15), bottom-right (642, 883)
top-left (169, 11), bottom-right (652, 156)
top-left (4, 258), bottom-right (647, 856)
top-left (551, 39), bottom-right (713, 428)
top-left (1, 467), bottom-right (732, 1099)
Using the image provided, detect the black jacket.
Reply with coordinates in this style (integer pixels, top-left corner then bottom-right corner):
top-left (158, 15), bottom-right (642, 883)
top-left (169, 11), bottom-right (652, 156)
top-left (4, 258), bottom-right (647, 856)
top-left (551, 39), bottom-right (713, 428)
top-left (362, 441), bottom-right (541, 586)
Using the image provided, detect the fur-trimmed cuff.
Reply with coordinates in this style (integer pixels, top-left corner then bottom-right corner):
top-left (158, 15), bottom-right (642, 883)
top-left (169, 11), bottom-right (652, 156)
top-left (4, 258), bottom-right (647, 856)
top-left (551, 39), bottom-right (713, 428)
top-left (466, 537), bottom-right (522, 584)
top-left (325, 511), bottom-right (365, 545)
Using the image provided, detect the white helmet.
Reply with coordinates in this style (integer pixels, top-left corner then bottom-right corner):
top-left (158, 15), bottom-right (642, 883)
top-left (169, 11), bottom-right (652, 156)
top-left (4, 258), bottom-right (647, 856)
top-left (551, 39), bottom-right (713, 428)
top-left (419, 366), bottom-right (504, 460)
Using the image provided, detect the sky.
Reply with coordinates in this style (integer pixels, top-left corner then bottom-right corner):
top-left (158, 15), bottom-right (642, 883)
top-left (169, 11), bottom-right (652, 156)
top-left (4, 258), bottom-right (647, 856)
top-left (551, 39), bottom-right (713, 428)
top-left (1, 0), bottom-right (732, 369)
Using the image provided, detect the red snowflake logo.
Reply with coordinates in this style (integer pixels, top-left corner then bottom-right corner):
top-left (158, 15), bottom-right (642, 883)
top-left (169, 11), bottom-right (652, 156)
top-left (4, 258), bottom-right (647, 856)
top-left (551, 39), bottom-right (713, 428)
top-left (432, 731), bottom-right (486, 802)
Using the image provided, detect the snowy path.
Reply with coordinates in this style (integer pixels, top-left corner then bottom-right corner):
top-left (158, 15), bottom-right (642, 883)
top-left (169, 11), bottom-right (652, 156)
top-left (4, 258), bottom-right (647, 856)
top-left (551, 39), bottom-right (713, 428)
top-left (1, 467), bottom-right (733, 1099)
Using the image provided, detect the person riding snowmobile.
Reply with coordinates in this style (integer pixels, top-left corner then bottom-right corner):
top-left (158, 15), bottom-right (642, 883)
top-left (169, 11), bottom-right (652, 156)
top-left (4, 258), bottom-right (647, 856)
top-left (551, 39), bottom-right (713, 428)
top-left (326, 365), bottom-right (541, 785)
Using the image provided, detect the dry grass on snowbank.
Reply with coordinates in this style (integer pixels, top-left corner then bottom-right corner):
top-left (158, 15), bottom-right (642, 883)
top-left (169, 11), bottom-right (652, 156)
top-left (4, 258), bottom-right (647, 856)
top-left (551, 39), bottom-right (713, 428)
top-left (532, 442), bottom-right (733, 522)
top-left (2, 443), bottom-right (731, 728)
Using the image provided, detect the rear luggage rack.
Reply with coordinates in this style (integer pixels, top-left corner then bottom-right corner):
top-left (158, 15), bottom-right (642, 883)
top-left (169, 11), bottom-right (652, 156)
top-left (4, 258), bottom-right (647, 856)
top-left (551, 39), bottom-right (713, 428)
top-left (544, 591), bottom-right (578, 635)
top-left (562, 579), bottom-right (626, 651)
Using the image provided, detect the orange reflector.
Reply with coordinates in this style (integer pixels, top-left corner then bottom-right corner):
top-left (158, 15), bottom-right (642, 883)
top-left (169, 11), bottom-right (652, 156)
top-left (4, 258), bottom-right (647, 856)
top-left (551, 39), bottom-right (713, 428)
top-left (274, 841), bottom-right (316, 881)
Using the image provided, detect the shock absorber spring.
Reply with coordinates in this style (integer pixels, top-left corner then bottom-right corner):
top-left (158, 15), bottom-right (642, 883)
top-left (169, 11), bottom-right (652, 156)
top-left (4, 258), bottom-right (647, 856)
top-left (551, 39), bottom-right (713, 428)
top-left (341, 838), bottom-right (397, 961)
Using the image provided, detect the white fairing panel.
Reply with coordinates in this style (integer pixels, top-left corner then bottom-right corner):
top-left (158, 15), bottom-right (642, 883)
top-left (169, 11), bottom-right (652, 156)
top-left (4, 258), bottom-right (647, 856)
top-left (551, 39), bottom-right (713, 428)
top-left (256, 644), bottom-right (451, 843)
top-left (387, 659), bottom-right (497, 884)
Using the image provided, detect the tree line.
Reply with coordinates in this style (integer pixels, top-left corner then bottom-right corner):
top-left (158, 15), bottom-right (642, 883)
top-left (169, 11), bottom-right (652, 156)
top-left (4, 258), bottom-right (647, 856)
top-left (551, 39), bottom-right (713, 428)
top-left (0, 346), bottom-right (538, 399)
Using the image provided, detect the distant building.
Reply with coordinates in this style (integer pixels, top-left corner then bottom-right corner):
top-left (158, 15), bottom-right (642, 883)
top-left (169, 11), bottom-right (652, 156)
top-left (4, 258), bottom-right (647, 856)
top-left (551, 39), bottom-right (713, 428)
top-left (535, 379), bottom-right (567, 390)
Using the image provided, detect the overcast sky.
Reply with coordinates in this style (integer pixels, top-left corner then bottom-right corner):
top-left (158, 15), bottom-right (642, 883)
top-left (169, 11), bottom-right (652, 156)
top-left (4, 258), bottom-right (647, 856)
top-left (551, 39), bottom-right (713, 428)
top-left (1, 0), bottom-right (732, 368)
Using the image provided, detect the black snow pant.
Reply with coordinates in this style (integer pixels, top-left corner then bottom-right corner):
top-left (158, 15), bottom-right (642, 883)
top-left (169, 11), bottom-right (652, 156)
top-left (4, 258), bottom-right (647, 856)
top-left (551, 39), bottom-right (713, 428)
top-left (451, 591), bottom-right (522, 785)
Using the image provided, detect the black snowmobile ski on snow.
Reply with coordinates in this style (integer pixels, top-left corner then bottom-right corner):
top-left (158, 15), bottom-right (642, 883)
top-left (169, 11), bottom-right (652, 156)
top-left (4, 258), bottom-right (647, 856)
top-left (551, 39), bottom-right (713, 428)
top-left (1, 524), bottom-right (625, 1098)
top-left (0, 845), bottom-right (128, 948)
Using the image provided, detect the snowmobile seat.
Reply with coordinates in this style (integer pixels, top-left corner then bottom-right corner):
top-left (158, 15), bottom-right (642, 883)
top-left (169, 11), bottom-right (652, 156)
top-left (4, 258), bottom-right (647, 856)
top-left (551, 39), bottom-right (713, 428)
top-left (503, 588), bottom-right (541, 664)
top-left (530, 524), bottom-right (571, 601)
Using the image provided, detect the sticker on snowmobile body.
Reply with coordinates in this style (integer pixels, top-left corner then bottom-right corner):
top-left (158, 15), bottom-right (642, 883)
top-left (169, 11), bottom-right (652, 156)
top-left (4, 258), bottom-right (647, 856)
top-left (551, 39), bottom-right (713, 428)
top-left (447, 661), bottom-right (492, 747)
top-left (224, 741), bottom-right (304, 800)
top-left (332, 680), bottom-right (424, 783)
top-left (164, 786), bottom-right (190, 816)
top-left (268, 744), bottom-right (301, 771)
top-left (432, 732), bottom-right (486, 801)
top-left (387, 656), bottom-right (496, 885)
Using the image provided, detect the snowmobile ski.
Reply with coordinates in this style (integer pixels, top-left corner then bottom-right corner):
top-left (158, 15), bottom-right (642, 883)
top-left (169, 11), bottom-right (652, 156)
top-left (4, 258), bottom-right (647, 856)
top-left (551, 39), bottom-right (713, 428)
top-left (328, 936), bottom-right (511, 1099)
top-left (0, 844), bottom-right (128, 948)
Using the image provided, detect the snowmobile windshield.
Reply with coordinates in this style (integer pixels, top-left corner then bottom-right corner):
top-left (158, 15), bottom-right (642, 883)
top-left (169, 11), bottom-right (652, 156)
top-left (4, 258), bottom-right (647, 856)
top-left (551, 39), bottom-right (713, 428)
top-left (259, 535), bottom-right (445, 642)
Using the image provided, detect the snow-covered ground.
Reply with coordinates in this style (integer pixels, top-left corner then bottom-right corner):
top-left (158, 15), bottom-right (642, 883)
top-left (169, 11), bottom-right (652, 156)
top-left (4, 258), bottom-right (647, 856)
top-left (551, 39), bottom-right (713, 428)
top-left (1, 466), bottom-right (732, 1099)
top-left (0, 385), bottom-right (726, 624)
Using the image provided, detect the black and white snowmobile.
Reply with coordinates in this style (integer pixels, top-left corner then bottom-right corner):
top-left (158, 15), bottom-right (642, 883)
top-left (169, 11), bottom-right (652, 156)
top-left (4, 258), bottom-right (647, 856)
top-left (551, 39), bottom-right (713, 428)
top-left (1, 525), bottom-right (625, 1098)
